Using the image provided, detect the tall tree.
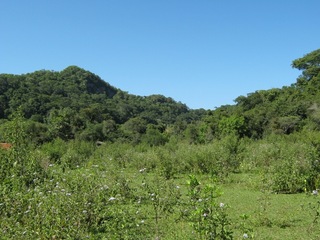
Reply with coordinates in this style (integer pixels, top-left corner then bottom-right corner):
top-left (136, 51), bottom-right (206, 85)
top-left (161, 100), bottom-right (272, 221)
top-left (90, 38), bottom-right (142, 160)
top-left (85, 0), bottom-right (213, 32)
top-left (292, 49), bottom-right (320, 85)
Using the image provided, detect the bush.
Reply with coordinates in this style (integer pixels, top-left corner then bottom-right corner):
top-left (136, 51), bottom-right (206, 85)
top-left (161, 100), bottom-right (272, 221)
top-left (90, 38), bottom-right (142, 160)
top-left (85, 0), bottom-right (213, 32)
top-left (265, 137), bottom-right (318, 193)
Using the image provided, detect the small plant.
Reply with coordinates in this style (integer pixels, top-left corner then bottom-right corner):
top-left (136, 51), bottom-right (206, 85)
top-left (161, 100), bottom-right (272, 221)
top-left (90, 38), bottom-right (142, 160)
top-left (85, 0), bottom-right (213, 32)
top-left (237, 214), bottom-right (254, 239)
top-left (139, 174), bottom-right (182, 239)
top-left (301, 191), bottom-right (320, 238)
top-left (256, 172), bottom-right (273, 227)
top-left (187, 175), bottom-right (233, 239)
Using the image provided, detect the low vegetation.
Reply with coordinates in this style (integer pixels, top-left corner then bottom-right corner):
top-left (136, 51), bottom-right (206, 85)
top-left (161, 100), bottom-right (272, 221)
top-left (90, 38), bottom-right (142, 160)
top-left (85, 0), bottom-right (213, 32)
top-left (1, 115), bottom-right (320, 239)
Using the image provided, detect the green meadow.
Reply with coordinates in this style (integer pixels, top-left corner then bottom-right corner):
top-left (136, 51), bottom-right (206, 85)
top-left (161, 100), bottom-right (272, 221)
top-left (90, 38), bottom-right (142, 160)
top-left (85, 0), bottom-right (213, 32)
top-left (1, 131), bottom-right (320, 239)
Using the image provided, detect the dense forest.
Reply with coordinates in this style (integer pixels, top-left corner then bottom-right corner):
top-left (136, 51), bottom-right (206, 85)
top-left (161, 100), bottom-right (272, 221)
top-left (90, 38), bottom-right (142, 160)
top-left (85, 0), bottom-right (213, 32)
top-left (1, 49), bottom-right (320, 239)
top-left (0, 65), bottom-right (207, 145)
top-left (0, 49), bottom-right (320, 145)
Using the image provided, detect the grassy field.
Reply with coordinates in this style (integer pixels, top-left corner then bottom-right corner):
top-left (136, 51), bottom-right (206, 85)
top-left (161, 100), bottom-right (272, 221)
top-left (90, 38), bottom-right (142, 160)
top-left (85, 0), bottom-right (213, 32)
top-left (1, 136), bottom-right (320, 239)
top-left (220, 174), bottom-right (320, 239)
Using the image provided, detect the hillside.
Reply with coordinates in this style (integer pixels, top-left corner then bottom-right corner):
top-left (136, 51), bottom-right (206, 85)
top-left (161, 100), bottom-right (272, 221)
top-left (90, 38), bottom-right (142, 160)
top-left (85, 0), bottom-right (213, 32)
top-left (0, 49), bottom-right (319, 144)
top-left (200, 48), bottom-right (320, 139)
top-left (0, 65), bottom-right (205, 144)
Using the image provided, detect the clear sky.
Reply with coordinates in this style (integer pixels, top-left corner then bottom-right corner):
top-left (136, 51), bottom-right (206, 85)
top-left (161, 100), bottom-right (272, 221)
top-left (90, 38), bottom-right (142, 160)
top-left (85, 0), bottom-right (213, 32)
top-left (1, 1), bottom-right (319, 109)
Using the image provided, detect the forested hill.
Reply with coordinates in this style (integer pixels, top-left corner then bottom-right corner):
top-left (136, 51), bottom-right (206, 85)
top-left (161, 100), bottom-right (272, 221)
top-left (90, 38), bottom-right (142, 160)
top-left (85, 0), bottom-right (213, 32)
top-left (0, 49), bottom-right (319, 145)
top-left (0, 65), bottom-right (206, 144)
top-left (0, 66), bottom-right (118, 119)
top-left (201, 48), bottom-right (320, 140)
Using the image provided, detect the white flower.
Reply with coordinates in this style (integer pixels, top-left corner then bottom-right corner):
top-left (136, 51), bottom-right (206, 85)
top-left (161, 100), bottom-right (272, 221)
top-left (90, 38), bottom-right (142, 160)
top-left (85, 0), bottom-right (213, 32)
top-left (219, 202), bottom-right (225, 208)
top-left (109, 197), bottom-right (117, 201)
top-left (243, 233), bottom-right (249, 239)
top-left (176, 185), bottom-right (180, 189)
top-left (100, 185), bottom-right (109, 191)
top-left (139, 168), bottom-right (147, 173)
top-left (66, 193), bottom-right (72, 196)
top-left (312, 190), bottom-right (318, 195)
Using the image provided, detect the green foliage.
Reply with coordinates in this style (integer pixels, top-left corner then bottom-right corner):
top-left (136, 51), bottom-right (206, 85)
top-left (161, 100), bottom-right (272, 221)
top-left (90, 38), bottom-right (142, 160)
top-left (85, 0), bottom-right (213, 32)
top-left (2, 129), bottom-right (320, 238)
top-left (0, 67), bottom-right (201, 143)
top-left (2, 49), bottom-right (320, 143)
top-left (46, 108), bottom-right (77, 140)
top-left (292, 49), bottom-right (320, 82)
top-left (187, 175), bottom-right (233, 239)
top-left (0, 110), bottom-right (44, 189)
top-left (240, 134), bottom-right (320, 194)
top-left (218, 115), bottom-right (247, 138)
top-left (39, 138), bottom-right (68, 162)
top-left (60, 140), bottom-right (96, 169)
top-left (121, 117), bottom-right (148, 144)
top-left (25, 120), bottom-right (50, 144)
top-left (77, 123), bottom-right (104, 142)
top-left (142, 125), bottom-right (168, 147)
top-left (4, 49), bottom-right (320, 239)
top-left (185, 123), bottom-right (200, 144)
top-left (270, 116), bottom-right (301, 134)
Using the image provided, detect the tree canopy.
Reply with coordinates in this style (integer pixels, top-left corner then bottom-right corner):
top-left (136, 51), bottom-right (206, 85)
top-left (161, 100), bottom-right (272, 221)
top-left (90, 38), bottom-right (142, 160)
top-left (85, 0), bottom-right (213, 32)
top-left (292, 49), bottom-right (320, 81)
top-left (0, 66), bottom-right (199, 144)
top-left (1, 49), bottom-right (320, 144)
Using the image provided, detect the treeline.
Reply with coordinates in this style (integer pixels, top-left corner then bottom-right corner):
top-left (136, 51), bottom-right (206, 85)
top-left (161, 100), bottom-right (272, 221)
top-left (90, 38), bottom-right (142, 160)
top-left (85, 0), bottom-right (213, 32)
top-left (189, 48), bottom-right (320, 142)
top-left (0, 66), bottom-right (205, 145)
top-left (0, 49), bottom-right (320, 145)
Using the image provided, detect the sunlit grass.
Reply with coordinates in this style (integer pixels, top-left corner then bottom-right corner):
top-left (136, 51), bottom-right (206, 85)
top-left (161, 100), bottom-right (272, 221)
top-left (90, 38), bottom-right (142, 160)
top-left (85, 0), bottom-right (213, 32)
top-left (2, 136), bottom-right (320, 239)
top-left (220, 173), bottom-right (320, 239)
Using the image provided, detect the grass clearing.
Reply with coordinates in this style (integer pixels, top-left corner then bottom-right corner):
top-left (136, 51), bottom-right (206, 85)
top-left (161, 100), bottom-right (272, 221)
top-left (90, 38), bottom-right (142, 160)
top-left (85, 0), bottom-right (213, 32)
top-left (219, 173), bottom-right (320, 239)
top-left (2, 137), bottom-right (320, 239)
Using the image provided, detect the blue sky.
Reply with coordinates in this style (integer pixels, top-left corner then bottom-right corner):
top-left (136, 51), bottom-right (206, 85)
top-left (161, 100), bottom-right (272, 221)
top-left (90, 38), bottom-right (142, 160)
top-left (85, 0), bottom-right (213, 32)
top-left (1, 1), bottom-right (319, 109)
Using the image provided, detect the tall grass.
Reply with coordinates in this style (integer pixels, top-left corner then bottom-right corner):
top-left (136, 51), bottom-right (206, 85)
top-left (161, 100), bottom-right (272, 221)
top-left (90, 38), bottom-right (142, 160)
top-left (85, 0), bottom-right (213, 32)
top-left (1, 119), bottom-right (320, 239)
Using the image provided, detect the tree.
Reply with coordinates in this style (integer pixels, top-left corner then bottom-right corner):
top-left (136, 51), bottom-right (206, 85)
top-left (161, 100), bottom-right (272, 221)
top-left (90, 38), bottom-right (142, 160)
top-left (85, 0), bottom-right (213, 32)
top-left (121, 117), bottom-right (148, 143)
top-left (292, 49), bottom-right (320, 84)
top-left (218, 115), bottom-right (247, 138)
top-left (184, 123), bottom-right (200, 144)
top-left (46, 108), bottom-right (77, 140)
top-left (142, 125), bottom-right (168, 146)
top-left (270, 116), bottom-right (301, 134)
